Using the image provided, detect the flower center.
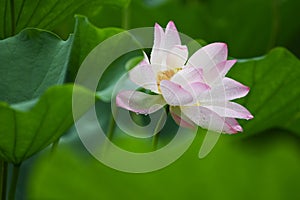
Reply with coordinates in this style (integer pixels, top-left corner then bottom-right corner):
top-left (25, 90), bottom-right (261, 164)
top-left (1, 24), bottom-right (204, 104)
top-left (157, 68), bottom-right (181, 92)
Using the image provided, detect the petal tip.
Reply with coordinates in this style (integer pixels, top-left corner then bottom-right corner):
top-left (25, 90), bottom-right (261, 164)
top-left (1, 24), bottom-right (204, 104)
top-left (247, 114), bottom-right (254, 120)
top-left (217, 42), bottom-right (228, 53)
top-left (235, 125), bottom-right (243, 132)
top-left (167, 21), bottom-right (176, 29)
top-left (229, 128), bottom-right (240, 134)
top-left (229, 59), bottom-right (237, 65)
top-left (218, 42), bottom-right (227, 48)
top-left (154, 23), bottom-right (163, 31)
top-left (225, 129), bottom-right (238, 134)
top-left (228, 122), bottom-right (243, 134)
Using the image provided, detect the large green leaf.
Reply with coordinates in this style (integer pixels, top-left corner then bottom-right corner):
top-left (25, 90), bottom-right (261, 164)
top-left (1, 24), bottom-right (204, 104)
top-left (27, 131), bottom-right (300, 200)
top-left (67, 15), bottom-right (124, 82)
top-left (0, 84), bottom-right (94, 164)
top-left (0, 28), bottom-right (73, 104)
top-left (0, 0), bottom-right (130, 39)
top-left (229, 47), bottom-right (300, 136)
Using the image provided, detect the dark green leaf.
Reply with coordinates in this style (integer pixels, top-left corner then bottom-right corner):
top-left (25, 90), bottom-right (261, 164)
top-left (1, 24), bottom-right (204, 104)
top-left (0, 28), bottom-right (73, 104)
top-left (229, 47), bottom-right (300, 136)
top-left (0, 0), bottom-right (130, 38)
top-left (67, 15), bottom-right (124, 82)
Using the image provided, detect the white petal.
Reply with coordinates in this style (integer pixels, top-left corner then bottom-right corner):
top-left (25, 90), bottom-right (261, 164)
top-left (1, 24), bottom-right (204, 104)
top-left (202, 101), bottom-right (253, 119)
top-left (181, 106), bottom-right (237, 134)
top-left (166, 45), bottom-right (188, 69)
top-left (141, 51), bottom-right (150, 64)
top-left (164, 21), bottom-right (181, 49)
top-left (116, 90), bottom-right (166, 114)
top-left (171, 66), bottom-right (204, 86)
top-left (150, 21), bottom-right (182, 69)
top-left (129, 61), bottom-right (159, 93)
top-left (153, 23), bottom-right (164, 50)
top-left (199, 78), bottom-right (250, 102)
top-left (170, 106), bottom-right (196, 129)
top-left (205, 60), bottom-right (236, 84)
top-left (187, 43), bottom-right (228, 72)
top-left (151, 23), bottom-right (165, 66)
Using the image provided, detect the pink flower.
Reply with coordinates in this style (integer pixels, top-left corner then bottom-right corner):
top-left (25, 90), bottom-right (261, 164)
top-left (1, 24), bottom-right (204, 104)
top-left (116, 21), bottom-right (253, 134)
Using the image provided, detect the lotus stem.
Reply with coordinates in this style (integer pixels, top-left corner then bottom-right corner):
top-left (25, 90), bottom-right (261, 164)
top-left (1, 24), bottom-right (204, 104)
top-left (152, 110), bottom-right (166, 150)
top-left (1, 161), bottom-right (8, 200)
top-left (8, 163), bottom-right (21, 200)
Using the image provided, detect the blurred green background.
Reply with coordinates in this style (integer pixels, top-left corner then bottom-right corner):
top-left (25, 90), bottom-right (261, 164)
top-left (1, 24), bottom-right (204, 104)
top-left (54, 0), bottom-right (300, 58)
top-left (1, 0), bottom-right (300, 199)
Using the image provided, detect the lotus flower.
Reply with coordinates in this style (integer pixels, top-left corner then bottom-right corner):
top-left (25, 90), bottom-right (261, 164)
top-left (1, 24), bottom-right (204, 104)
top-left (116, 21), bottom-right (253, 134)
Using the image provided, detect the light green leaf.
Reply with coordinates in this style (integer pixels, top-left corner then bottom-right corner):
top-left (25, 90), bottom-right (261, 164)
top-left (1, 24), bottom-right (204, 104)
top-left (0, 84), bottom-right (94, 164)
top-left (229, 47), bottom-right (300, 136)
top-left (0, 28), bottom-right (73, 104)
top-left (0, 0), bottom-right (130, 39)
top-left (124, 56), bottom-right (144, 71)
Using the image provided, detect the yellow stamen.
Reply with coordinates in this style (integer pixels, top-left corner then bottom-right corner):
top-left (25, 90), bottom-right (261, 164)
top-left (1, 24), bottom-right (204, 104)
top-left (156, 68), bottom-right (182, 92)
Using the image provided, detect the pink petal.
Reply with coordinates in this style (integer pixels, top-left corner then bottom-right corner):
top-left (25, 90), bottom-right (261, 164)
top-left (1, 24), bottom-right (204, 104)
top-left (166, 45), bottom-right (188, 68)
top-left (187, 43), bottom-right (228, 72)
top-left (170, 106), bottom-right (196, 129)
top-left (129, 61), bottom-right (159, 93)
top-left (222, 78), bottom-right (250, 100)
top-left (164, 21), bottom-right (181, 49)
top-left (160, 80), bottom-right (193, 106)
top-left (217, 60), bottom-right (236, 76)
top-left (202, 101), bottom-right (253, 119)
top-left (225, 118), bottom-right (243, 132)
top-left (116, 90), bottom-right (166, 114)
top-left (170, 67), bottom-right (209, 101)
top-left (181, 106), bottom-right (238, 134)
top-left (189, 82), bottom-right (211, 98)
top-left (205, 60), bottom-right (237, 84)
top-left (199, 78), bottom-right (250, 102)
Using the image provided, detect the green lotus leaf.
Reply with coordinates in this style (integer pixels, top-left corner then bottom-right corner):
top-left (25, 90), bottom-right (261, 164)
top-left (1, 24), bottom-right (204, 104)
top-left (0, 28), bottom-right (73, 104)
top-left (0, 0), bottom-right (130, 38)
top-left (230, 47), bottom-right (300, 136)
top-left (67, 15), bottom-right (124, 81)
top-left (0, 84), bottom-right (94, 164)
